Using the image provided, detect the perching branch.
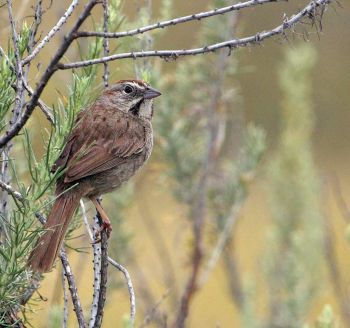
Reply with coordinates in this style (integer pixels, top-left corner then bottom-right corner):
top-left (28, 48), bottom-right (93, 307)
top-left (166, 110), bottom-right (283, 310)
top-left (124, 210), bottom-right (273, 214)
top-left (89, 216), bottom-right (102, 328)
top-left (58, 0), bottom-right (331, 70)
top-left (75, 0), bottom-right (286, 39)
top-left (62, 269), bottom-right (69, 328)
top-left (93, 216), bottom-right (109, 328)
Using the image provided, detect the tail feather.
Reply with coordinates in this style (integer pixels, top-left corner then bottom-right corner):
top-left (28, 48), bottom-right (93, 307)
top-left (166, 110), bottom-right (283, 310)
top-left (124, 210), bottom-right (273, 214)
top-left (28, 193), bottom-right (80, 272)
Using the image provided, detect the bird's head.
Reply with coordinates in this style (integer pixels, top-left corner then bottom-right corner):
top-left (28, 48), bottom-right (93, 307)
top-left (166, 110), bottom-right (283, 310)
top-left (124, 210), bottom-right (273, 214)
top-left (102, 80), bottom-right (161, 120)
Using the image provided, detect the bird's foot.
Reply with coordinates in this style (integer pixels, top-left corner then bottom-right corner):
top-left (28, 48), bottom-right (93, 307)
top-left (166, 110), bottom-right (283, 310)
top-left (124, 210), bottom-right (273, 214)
top-left (93, 222), bottom-right (112, 243)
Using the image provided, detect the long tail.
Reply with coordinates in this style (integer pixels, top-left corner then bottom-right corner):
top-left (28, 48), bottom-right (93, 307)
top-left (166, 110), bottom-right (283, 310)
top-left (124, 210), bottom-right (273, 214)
top-left (28, 193), bottom-right (80, 273)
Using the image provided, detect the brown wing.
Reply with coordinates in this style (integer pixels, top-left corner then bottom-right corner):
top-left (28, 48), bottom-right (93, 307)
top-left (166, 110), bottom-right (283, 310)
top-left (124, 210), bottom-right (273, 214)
top-left (62, 112), bottom-right (146, 183)
top-left (51, 110), bottom-right (86, 174)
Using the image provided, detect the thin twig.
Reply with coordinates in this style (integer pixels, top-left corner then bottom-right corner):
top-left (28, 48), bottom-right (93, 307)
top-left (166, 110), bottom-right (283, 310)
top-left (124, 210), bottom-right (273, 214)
top-left (93, 215), bottom-right (109, 328)
top-left (0, 0), bottom-right (99, 149)
top-left (59, 0), bottom-right (332, 70)
top-left (108, 257), bottom-right (136, 325)
top-left (90, 214), bottom-right (102, 328)
top-left (80, 200), bottom-right (136, 326)
top-left (102, 0), bottom-right (109, 87)
top-left (62, 267), bottom-right (69, 328)
top-left (76, 0), bottom-right (286, 39)
top-left (27, 0), bottom-right (43, 53)
top-left (60, 248), bottom-right (87, 328)
top-left (22, 0), bottom-right (80, 65)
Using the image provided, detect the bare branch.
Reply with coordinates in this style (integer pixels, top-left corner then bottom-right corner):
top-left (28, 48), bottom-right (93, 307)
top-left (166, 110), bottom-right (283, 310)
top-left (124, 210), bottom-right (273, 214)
top-left (89, 217), bottom-right (102, 328)
top-left (22, 81), bottom-right (54, 124)
top-left (22, 0), bottom-right (80, 65)
top-left (93, 217), bottom-right (109, 328)
top-left (80, 200), bottom-right (136, 326)
top-left (0, 0), bottom-right (99, 149)
top-left (0, 179), bottom-right (24, 203)
top-left (102, 0), bottom-right (109, 87)
top-left (60, 248), bottom-right (87, 328)
top-left (62, 268), bottom-right (69, 328)
top-left (108, 257), bottom-right (136, 325)
top-left (27, 0), bottom-right (43, 53)
top-left (58, 0), bottom-right (332, 70)
top-left (76, 0), bottom-right (286, 39)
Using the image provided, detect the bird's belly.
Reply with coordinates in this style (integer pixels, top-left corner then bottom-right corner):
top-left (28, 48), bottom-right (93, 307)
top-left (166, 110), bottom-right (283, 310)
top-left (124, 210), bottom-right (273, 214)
top-left (86, 155), bottom-right (148, 196)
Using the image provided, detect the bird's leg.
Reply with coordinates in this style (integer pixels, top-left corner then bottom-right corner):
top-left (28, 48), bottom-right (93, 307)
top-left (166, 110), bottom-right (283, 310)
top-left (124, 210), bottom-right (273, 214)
top-left (90, 197), bottom-right (112, 240)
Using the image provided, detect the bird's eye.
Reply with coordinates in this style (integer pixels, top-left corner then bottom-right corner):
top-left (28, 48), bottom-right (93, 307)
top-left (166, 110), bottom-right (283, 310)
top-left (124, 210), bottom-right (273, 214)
top-left (123, 85), bottom-right (134, 94)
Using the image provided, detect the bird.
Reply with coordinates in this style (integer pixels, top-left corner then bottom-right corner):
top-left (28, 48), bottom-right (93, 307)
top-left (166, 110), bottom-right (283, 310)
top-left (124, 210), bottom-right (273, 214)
top-left (28, 79), bottom-right (161, 272)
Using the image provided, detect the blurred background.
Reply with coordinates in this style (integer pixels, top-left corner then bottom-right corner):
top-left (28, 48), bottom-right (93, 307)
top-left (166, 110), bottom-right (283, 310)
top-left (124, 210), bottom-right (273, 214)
top-left (1, 0), bottom-right (350, 327)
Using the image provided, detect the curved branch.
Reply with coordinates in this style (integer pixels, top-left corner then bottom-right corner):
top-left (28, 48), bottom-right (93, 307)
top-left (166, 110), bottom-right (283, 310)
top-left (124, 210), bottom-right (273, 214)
top-left (108, 258), bottom-right (136, 325)
top-left (76, 0), bottom-right (286, 39)
top-left (58, 0), bottom-right (331, 70)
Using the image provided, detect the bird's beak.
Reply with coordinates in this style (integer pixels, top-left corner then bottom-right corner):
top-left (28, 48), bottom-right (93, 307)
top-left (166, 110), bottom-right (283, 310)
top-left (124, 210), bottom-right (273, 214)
top-left (144, 86), bottom-right (162, 99)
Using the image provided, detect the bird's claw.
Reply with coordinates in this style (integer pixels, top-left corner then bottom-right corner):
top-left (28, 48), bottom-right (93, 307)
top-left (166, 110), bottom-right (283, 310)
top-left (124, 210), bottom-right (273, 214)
top-left (93, 222), bottom-right (112, 243)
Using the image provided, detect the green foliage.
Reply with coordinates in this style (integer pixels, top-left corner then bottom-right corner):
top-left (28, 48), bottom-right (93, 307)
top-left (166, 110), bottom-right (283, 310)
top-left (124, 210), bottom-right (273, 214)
top-left (263, 43), bottom-right (323, 327)
top-left (0, 208), bottom-right (39, 309)
top-left (0, 56), bottom-right (15, 130)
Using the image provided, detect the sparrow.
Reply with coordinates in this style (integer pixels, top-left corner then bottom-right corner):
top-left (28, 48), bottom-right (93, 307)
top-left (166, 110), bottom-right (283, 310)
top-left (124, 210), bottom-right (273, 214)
top-left (28, 79), bottom-right (161, 272)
